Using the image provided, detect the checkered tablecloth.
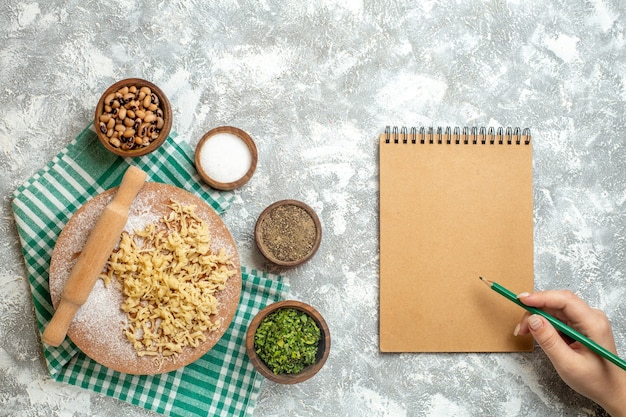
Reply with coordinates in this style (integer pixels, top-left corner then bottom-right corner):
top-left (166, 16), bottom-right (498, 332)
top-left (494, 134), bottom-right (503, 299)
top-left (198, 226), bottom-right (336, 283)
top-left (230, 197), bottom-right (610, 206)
top-left (12, 124), bottom-right (288, 417)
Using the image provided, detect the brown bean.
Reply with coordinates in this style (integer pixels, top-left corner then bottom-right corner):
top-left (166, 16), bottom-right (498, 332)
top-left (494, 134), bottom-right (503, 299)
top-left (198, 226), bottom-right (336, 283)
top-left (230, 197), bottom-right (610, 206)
top-left (138, 123), bottom-right (150, 137)
top-left (104, 93), bottom-right (115, 106)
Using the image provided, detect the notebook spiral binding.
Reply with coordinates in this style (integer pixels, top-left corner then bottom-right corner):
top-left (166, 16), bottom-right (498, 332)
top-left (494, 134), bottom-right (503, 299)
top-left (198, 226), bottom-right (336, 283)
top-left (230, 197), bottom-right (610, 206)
top-left (384, 126), bottom-right (531, 145)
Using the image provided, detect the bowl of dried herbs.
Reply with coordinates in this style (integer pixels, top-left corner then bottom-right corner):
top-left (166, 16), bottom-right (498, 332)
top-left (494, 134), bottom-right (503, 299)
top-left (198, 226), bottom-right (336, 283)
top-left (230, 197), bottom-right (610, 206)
top-left (254, 200), bottom-right (322, 268)
top-left (246, 300), bottom-right (330, 384)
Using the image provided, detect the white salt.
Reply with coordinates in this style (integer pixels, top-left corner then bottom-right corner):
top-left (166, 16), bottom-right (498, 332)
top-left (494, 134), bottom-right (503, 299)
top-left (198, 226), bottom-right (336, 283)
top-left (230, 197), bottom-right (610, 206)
top-left (199, 132), bottom-right (252, 183)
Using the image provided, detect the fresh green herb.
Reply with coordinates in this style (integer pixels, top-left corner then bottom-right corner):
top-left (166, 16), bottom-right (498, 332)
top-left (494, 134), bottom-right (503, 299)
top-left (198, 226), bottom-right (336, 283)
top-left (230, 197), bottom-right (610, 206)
top-left (254, 308), bottom-right (321, 375)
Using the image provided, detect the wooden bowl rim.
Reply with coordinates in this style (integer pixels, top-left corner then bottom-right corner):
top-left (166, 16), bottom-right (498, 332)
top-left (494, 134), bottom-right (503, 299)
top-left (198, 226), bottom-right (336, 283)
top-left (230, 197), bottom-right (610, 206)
top-left (94, 78), bottom-right (172, 157)
top-left (254, 199), bottom-right (322, 267)
top-left (194, 126), bottom-right (258, 191)
top-left (246, 300), bottom-right (330, 384)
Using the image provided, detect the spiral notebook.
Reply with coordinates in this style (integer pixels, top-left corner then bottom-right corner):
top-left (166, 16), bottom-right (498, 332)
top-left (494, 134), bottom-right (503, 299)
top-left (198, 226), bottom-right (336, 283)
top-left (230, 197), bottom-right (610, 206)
top-left (379, 126), bottom-right (534, 352)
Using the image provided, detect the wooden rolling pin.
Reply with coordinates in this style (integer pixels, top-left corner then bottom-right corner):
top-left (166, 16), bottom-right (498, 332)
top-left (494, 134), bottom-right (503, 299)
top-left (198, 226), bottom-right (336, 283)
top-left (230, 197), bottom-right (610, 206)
top-left (42, 165), bottom-right (147, 347)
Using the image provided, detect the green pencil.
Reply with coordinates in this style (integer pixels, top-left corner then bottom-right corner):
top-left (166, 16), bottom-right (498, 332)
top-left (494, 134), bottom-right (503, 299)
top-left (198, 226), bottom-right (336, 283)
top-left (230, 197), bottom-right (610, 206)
top-left (479, 276), bottom-right (626, 371)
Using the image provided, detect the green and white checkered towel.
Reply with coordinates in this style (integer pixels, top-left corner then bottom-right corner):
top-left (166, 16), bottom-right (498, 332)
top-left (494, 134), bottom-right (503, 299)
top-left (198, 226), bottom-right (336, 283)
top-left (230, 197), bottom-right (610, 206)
top-left (12, 125), bottom-right (288, 417)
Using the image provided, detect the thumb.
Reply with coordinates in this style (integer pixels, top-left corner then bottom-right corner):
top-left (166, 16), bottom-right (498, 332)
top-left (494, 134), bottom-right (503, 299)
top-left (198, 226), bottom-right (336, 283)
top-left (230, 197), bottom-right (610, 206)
top-left (527, 315), bottom-right (574, 366)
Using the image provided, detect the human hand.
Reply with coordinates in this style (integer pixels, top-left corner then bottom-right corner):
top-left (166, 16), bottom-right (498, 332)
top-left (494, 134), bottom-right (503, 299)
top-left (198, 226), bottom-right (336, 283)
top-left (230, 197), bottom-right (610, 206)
top-left (515, 290), bottom-right (626, 416)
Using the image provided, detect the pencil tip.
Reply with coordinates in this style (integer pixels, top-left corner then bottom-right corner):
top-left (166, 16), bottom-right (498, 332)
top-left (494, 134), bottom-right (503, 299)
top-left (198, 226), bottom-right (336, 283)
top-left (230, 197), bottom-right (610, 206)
top-left (479, 276), bottom-right (492, 286)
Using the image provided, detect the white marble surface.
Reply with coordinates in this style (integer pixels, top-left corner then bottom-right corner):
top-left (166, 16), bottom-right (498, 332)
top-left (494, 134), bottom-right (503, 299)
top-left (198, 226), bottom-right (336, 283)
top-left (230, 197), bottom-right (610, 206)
top-left (1, 1), bottom-right (625, 416)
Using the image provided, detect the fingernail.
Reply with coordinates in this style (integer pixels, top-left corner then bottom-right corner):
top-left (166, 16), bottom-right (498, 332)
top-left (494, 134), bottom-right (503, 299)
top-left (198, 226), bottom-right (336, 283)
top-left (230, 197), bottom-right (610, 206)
top-left (513, 323), bottom-right (520, 336)
top-left (528, 315), bottom-right (543, 331)
top-left (517, 292), bottom-right (531, 299)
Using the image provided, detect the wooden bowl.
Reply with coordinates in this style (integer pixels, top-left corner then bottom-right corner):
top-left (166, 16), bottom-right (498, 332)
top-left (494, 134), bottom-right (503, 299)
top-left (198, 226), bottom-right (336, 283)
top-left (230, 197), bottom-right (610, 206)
top-left (246, 300), bottom-right (330, 384)
top-left (254, 200), bottom-right (322, 267)
top-left (94, 78), bottom-right (172, 157)
top-left (195, 126), bottom-right (258, 190)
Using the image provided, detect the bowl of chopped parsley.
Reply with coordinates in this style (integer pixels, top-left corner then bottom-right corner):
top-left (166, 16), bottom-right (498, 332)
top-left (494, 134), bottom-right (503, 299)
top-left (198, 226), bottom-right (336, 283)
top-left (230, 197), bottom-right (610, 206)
top-left (246, 300), bottom-right (330, 384)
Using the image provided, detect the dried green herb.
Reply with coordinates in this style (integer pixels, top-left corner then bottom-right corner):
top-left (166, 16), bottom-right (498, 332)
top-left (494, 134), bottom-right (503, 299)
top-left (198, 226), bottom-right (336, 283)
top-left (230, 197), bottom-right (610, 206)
top-left (254, 308), bottom-right (321, 375)
top-left (259, 204), bottom-right (317, 262)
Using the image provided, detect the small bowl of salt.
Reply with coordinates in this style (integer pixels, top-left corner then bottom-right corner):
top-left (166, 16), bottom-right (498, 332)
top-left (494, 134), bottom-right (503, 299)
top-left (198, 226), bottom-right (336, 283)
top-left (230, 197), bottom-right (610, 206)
top-left (195, 126), bottom-right (258, 190)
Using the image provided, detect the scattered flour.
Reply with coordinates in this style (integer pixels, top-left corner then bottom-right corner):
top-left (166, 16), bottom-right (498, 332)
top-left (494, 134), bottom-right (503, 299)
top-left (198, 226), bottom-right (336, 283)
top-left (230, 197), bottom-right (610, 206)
top-left (544, 33), bottom-right (580, 63)
top-left (346, 386), bottom-right (407, 416)
top-left (17, 2), bottom-right (41, 27)
top-left (590, 0), bottom-right (616, 32)
top-left (376, 73), bottom-right (448, 114)
top-left (426, 393), bottom-right (471, 417)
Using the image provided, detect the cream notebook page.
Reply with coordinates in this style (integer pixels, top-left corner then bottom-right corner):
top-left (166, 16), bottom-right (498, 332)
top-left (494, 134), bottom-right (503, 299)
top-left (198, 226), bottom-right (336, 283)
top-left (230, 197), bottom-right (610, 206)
top-left (379, 127), bottom-right (534, 352)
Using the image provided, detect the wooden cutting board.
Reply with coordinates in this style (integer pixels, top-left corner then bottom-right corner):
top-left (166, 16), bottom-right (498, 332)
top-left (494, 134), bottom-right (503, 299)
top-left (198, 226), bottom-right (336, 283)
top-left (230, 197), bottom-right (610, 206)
top-left (49, 182), bottom-right (241, 374)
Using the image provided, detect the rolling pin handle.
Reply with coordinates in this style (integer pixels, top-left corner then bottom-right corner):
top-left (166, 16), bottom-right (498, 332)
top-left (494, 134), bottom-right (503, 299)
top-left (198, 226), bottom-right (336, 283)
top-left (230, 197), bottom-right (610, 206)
top-left (114, 165), bottom-right (148, 207)
top-left (41, 300), bottom-right (79, 347)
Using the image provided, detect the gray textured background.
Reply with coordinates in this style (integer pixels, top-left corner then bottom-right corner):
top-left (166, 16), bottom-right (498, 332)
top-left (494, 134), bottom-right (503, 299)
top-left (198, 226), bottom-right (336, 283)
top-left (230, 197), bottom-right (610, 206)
top-left (1, 1), bottom-right (625, 416)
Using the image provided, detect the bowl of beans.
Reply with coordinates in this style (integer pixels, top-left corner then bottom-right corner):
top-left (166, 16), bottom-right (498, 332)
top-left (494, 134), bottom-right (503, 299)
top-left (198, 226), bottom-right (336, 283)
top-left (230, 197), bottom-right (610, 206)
top-left (94, 78), bottom-right (172, 157)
